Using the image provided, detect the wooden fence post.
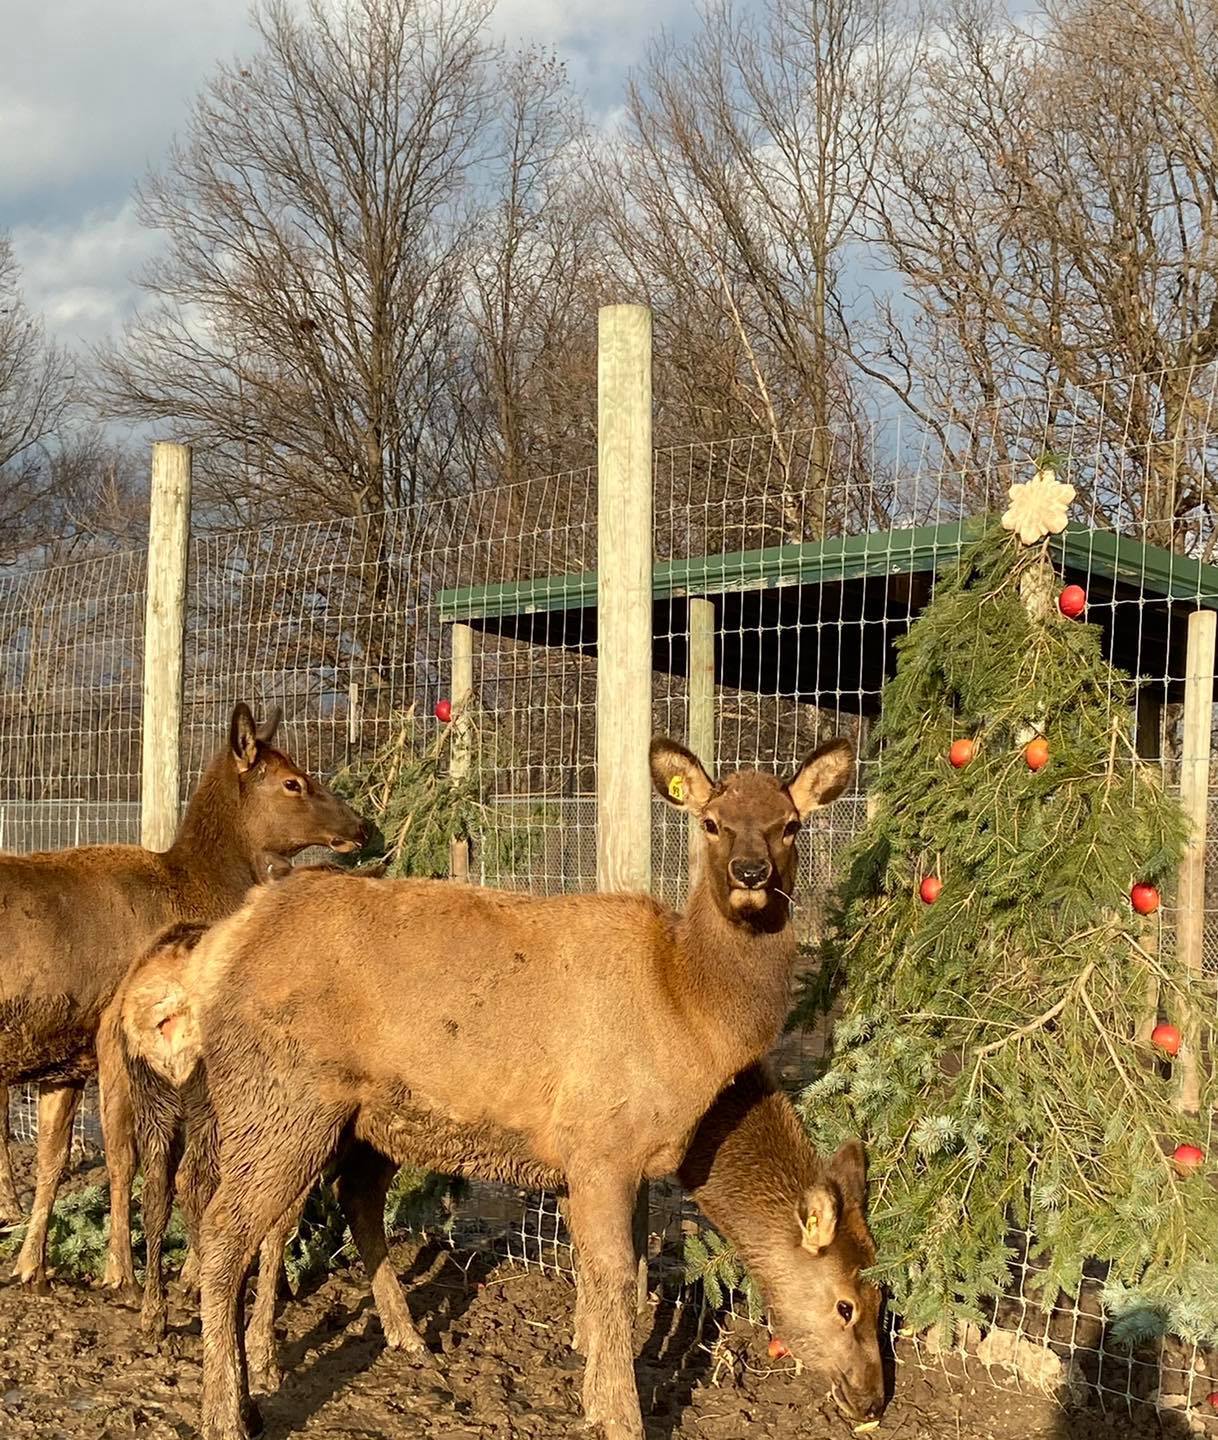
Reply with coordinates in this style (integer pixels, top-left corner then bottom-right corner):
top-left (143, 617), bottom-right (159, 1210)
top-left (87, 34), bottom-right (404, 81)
top-left (449, 622), bottom-right (474, 882)
top-left (140, 442), bottom-right (192, 852)
top-left (1176, 609), bottom-right (1215, 1113)
top-left (596, 302), bottom-right (653, 1311)
top-left (687, 598), bottom-right (715, 886)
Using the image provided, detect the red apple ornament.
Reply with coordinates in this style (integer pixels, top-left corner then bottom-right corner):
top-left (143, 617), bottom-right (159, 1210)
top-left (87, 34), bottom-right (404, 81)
top-left (1173, 1143), bottom-right (1205, 1173)
top-left (1025, 737), bottom-right (1050, 771)
top-left (434, 698), bottom-right (453, 723)
top-left (1151, 1023), bottom-right (1181, 1057)
top-left (768, 1337), bottom-right (791, 1361)
top-left (949, 738), bottom-right (975, 769)
top-left (919, 875), bottom-right (942, 905)
top-left (1131, 882), bottom-right (1160, 916)
top-left (1058, 584), bottom-right (1086, 618)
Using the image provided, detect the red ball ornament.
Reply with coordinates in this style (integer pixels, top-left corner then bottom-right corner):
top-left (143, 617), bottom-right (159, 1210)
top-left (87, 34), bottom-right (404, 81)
top-left (767, 1337), bottom-right (791, 1361)
top-left (1151, 1023), bottom-right (1181, 1057)
top-left (1131, 882), bottom-right (1160, 916)
top-left (1173, 1143), bottom-right (1205, 1173)
top-left (1208, 1393), bottom-right (1218, 1410)
top-left (1025, 737), bottom-right (1050, 771)
top-left (919, 875), bottom-right (942, 905)
top-left (949, 738), bottom-right (975, 769)
top-left (1058, 584), bottom-right (1086, 618)
top-left (434, 698), bottom-right (453, 723)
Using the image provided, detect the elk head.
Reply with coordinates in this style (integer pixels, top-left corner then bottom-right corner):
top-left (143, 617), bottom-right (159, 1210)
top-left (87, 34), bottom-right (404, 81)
top-left (767, 1139), bottom-right (886, 1422)
top-left (227, 703), bottom-right (367, 860)
top-left (651, 737), bottom-right (854, 923)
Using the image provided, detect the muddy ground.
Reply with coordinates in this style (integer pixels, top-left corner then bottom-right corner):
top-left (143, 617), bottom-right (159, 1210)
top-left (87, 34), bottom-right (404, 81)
top-left (0, 1236), bottom-right (1210, 1440)
top-left (0, 1143), bottom-right (1213, 1440)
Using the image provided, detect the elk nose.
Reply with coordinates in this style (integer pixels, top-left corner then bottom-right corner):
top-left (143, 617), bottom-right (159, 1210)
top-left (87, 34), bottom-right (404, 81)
top-left (728, 857), bottom-right (771, 889)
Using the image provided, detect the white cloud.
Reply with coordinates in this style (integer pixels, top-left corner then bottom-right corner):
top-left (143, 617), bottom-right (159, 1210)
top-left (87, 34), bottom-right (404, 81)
top-left (1, 0), bottom-right (256, 212)
top-left (3, 0), bottom-right (703, 354)
top-left (11, 201), bottom-right (160, 350)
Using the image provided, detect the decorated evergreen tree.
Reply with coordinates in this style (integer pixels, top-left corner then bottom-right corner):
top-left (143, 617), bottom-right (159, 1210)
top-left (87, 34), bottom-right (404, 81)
top-left (795, 462), bottom-right (1218, 1344)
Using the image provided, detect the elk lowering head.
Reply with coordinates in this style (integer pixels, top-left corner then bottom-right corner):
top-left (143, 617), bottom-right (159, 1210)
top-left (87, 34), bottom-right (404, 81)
top-left (227, 703), bottom-right (367, 858)
top-left (768, 1139), bottom-right (885, 1421)
top-left (651, 737), bottom-right (854, 920)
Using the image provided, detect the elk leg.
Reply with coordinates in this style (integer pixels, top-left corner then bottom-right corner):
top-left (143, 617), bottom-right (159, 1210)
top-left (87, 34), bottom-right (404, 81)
top-left (98, 1017), bottom-right (139, 1295)
top-left (0, 1087), bottom-right (23, 1223)
top-left (244, 1196), bottom-right (305, 1395)
top-left (336, 1142), bottom-right (429, 1358)
top-left (564, 1173), bottom-right (643, 1440)
top-left (12, 1081), bottom-right (82, 1290)
top-left (178, 1087), bottom-right (220, 1297)
top-left (558, 1195), bottom-right (587, 1354)
top-left (200, 1111), bottom-right (346, 1440)
top-left (140, 1126), bottom-right (183, 1338)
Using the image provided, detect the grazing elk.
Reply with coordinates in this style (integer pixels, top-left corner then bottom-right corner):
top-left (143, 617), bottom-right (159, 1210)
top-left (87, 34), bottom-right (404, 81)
top-left (677, 1063), bottom-right (885, 1420)
top-left (148, 734), bottom-right (853, 1440)
top-left (0, 703), bottom-right (366, 1293)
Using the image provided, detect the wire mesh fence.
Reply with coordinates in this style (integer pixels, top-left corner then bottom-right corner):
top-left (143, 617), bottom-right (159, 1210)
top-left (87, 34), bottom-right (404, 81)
top-left (3, 364), bottom-right (1218, 1419)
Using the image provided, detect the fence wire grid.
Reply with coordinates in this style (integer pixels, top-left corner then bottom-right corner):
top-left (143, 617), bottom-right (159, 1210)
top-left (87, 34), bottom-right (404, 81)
top-left (3, 363), bottom-right (1218, 1421)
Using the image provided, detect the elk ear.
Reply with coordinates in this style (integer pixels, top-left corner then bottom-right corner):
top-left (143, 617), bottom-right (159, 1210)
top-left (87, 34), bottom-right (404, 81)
top-left (828, 1138), bottom-right (867, 1212)
top-left (229, 703), bottom-right (260, 773)
top-left (650, 737), bottom-right (713, 813)
top-left (797, 1183), bottom-right (839, 1253)
top-left (256, 706), bottom-right (282, 744)
top-left (786, 738), bottom-right (854, 819)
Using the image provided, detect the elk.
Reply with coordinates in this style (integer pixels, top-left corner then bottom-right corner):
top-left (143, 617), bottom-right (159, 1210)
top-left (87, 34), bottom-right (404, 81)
top-left (103, 862), bottom-right (386, 1357)
top-left (0, 703), bottom-right (366, 1293)
top-left (154, 735), bottom-right (853, 1440)
top-left (677, 1063), bottom-right (885, 1419)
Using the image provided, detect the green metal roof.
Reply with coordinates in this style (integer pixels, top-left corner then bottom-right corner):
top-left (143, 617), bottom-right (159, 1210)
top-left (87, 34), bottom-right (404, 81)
top-left (437, 521), bottom-right (1218, 624)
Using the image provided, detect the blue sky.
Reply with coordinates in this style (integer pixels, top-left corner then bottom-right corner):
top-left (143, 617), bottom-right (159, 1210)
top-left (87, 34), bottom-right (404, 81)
top-left (1, 0), bottom-right (702, 355)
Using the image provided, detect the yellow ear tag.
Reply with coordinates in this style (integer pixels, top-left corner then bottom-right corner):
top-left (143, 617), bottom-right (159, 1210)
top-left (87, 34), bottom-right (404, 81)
top-left (800, 1215), bottom-right (819, 1249)
top-left (668, 775), bottom-right (686, 803)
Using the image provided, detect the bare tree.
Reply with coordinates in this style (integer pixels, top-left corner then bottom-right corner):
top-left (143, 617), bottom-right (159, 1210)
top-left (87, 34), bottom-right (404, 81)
top-left (0, 236), bottom-right (74, 565)
top-left (599, 0), bottom-right (911, 535)
top-left (462, 48), bottom-right (600, 490)
top-left (96, 0), bottom-right (494, 529)
top-left (864, 0), bottom-right (1218, 543)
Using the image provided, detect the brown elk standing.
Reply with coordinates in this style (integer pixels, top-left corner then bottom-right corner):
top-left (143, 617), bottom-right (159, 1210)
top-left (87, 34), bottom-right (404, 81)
top-left (0, 703), bottom-right (366, 1292)
top-left (157, 735), bottom-right (861, 1440)
top-left (104, 861), bottom-right (386, 1356)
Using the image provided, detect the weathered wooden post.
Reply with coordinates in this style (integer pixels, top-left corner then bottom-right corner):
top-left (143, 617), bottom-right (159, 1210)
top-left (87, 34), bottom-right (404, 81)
top-left (449, 622), bottom-right (474, 882)
top-left (140, 442), bottom-right (192, 852)
top-left (596, 302), bottom-right (653, 1309)
top-left (687, 597), bottom-right (715, 885)
top-left (1175, 609), bottom-right (1215, 1113)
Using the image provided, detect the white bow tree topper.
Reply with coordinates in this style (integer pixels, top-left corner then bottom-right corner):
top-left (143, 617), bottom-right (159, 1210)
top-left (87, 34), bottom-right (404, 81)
top-left (1000, 463), bottom-right (1077, 546)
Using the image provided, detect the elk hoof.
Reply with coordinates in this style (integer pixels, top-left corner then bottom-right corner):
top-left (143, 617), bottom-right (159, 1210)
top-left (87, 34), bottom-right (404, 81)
top-left (240, 1397), bottom-right (264, 1437)
top-left (381, 1315), bottom-right (429, 1355)
top-left (12, 1267), bottom-right (49, 1295)
top-left (248, 1359), bottom-right (282, 1397)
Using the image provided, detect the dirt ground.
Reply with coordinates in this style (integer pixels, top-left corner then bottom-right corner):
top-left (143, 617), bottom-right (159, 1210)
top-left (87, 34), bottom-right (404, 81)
top-left (0, 1231), bottom-right (1210, 1440)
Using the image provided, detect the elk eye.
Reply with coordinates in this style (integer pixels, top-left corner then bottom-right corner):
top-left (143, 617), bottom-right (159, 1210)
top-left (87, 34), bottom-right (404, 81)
top-left (283, 778), bottom-right (303, 794)
top-left (783, 819), bottom-right (800, 839)
top-left (837, 1301), bottom-right (854, 1324)
top-left (703, 817), bottom-right (719, 837)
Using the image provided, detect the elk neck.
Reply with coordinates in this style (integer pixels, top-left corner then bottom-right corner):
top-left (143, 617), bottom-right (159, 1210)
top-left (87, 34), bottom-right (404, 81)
top-left (163, 752), bottom-right (262, 904)
top-left (672, 874), bottom-right (799, 1068)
